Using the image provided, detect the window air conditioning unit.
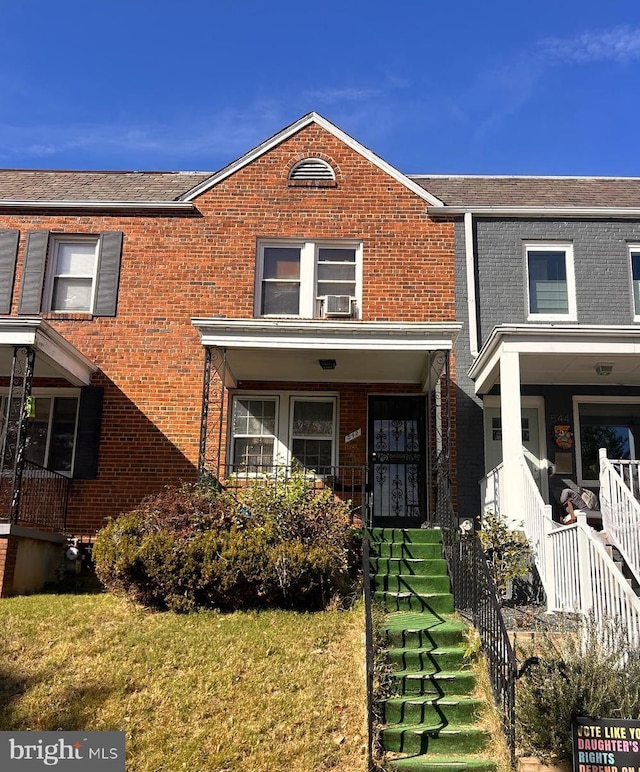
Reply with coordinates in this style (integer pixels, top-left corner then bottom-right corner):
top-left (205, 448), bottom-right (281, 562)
top-left (324, 295), bottom-right (353, 317)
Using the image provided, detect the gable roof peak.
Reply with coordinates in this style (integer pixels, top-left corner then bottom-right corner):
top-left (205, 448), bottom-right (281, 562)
top-left (180, 112), bottom-right (443, 206)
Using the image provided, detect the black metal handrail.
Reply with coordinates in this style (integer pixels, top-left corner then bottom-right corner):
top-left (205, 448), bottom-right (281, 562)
top-left (435, 468), bottom-right (517, 767)
top-left (0, 460), bottom-right (69, 532)
top-left (220, 464), bottom-right (369, 525)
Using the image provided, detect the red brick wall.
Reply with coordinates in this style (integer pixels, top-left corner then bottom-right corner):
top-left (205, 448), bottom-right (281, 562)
top-left (0, 123), bottom-right (455, 534)
top-left (0, 537), bottom-right (18, 597)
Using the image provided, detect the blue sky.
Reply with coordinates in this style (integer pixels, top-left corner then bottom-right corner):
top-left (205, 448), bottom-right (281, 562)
top-left (2, 1), bottom-right (640, 176)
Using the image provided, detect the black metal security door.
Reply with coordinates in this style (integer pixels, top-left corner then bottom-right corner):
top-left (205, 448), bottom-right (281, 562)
top-left (368, 395), bottom-right (427, 527)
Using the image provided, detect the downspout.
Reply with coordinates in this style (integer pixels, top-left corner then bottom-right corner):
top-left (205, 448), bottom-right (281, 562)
top-left (464, 212), bottom-right (479, 358)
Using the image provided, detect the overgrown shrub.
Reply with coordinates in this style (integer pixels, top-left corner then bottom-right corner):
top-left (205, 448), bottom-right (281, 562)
top-left (478, 510), bottom-right (531, 600)
top-left (516, 614), bottom-right (640, 764)
top-left (93, 475), bottom-right (359, 613)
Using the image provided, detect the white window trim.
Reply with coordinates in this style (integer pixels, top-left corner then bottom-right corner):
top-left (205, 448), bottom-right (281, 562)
top-left (230, 391), bottom-right (338, 470)
top-left (254, 239), bottom-right (362, 319)
top-left (573, 395), bottom-right (640, 487)
top-left (0, 388), bottom-right (80, 476)
top-left (44, 235), bottom-right (100, 314)
top-left (629, 244), bottom-right (640, 322)
top-left (525, 241), bottom-right (576, 322)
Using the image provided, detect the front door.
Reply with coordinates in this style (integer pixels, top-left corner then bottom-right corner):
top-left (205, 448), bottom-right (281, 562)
top-left (484, 398), bottom-right (548, 500)
top-left (368, 395), bottom-right (427, 527)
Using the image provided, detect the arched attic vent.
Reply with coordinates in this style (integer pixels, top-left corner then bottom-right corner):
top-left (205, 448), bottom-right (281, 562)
top-left (288, 158), bottom-right (336, 184)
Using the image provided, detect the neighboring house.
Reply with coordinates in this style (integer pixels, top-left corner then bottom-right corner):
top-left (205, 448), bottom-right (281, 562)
top-left (413, 174), bottom-right (640, 525)
top-left (0, 113), bottom-right (460, 596)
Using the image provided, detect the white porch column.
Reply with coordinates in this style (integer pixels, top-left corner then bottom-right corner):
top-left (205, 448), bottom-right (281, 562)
top-left (500, 349), bottom-right (523, 527)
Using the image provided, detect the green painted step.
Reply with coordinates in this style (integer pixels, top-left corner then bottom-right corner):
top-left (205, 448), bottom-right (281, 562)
top-left (370, 557), bottom-right (448, 576)
top-left (370, 542), bottom-right (445, 560)
top-left (382, 723), bottom-right (490, 755)
top-left (374, 591), bottom-right (454, 614)
top-left (385, 645), bottom-right (467, 672)
top-left (368, 527), bottom-right (444, 544)
top-left (371, 528), bottom-right (495, 772)
top-left (372, 574), bottom-right (451, 594)
top-left (383, 695), bottom-right (484, 725)
top-left (382, 613), bottom-right (468, 649)
top-left (390, 669), bottom-right (477, 696)
top-left (387, 754), bottom-right (497, 771)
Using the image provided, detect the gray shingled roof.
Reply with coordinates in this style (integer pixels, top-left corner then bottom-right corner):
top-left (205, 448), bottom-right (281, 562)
top-left (0, 170), bottom-right (214, 202)
top-left (2, 167), bottom-right (640, 208)
top-left (410, 175), bottom-right (640, 208)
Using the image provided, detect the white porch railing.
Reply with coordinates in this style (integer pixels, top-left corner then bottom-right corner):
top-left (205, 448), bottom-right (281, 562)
top-left (481, 453), bottom-right (640, 647)
top-left (599, 448), bottom-right (640, 587)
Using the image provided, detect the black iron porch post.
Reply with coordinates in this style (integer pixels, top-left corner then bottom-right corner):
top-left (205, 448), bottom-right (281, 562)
top-left (198, 347), bottom-right (212, 478)
top-left (197, 346), bottom-right (228, 481)
top-left (0, 346), bottom-right (35, 523)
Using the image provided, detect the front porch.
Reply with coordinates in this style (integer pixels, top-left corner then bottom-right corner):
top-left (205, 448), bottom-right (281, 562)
top-left (470, 324), bottom-right (640, 649)
top-left (192, 318), bottom-right (461, 529)
top-left (0, 318), bottom-right (96, 596)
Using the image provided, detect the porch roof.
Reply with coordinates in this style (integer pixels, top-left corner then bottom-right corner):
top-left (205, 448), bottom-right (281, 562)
top-left (192, 318), bottom-right (461, 390)
top-left (0, 318), bottom-right (97, 385)
top-left (469, 324), bottom-right (640, 394)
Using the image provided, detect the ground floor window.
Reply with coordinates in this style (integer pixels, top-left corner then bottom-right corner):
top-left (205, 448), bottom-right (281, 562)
top-left (574, 397), bottom-right (640, 485)
top-left (230, 393), bottom-right (337, 473)
top-left (0, 390), bottom-right (80, 474)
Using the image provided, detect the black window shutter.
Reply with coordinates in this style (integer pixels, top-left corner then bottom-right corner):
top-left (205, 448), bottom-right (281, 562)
top-left (0, 229), bottom-right (20, 314)
top-left (18, 230), bottom-right (49, 314)
top-left (93, 231), bottom-right (123, 316)
top-left (74, 387), bottom-right (104, 479)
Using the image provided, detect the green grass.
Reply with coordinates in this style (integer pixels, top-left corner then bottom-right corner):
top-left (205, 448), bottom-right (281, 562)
top-left (0, 593), bottom-right (367, 771)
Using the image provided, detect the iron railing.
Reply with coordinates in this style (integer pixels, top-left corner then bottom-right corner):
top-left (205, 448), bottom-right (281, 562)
top-left (436, 467), bottom-right (517, 766)
top-left (220, 464), bottom-right (369, 525)
top-left (362, 530), bottom-right (376, 771)
top-left (0, 460), bottom-right (69, 532)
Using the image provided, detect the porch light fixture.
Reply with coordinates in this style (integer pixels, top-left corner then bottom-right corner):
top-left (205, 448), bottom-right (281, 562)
top-left (594, 362), bottom-right (614, 377)
top-left (319, 359), bottom-right (337, 370)
top-left (459, 518), bottom-right (474, 535)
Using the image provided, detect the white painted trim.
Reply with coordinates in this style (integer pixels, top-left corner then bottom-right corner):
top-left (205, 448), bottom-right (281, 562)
top-left (182, 112), bottom-right (444, 206)
top-left (428, 206), bottom-right (640, 218)
top-left (573, 395), bottom-right (640, 487)
top-left (468, 324), bottom-right (640, 390)
top-left (0, 317), bottom-right (96, 386)
top-left (192, 318), bottom-right (461, 352)
top-left (255, 238), bottom-right (363, 319)
top-left (484, 394), bottom-right (549, 501)
top-left (525, 242), bottom-right (576, 322)
top-left (44, 235), bottom-right (100, 315)
top-left (464, 212), bottom-right (478, 357)
top-left (229, 390), bottom-right (339, 468)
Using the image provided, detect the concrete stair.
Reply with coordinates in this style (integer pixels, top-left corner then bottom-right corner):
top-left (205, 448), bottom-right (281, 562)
top-left (368, 527), bottom-right (497, 771)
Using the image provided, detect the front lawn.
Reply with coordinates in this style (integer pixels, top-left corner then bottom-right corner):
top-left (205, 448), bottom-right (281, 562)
top-left (0, 593), bottom-right (367, 771)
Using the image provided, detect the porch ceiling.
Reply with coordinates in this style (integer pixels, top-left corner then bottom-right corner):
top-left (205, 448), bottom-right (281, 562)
top-left (192, 318), bottom-right (461, 389)
top-left (469, 324), bottom-right (640, 394)
top-left (0, 318), bottom-right (97, 385)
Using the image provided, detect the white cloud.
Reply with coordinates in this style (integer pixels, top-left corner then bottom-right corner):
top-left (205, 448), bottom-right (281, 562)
top-left (538, 25), bottom-right (640, 64)
top-left (301, 86), bottom-right (380, 104)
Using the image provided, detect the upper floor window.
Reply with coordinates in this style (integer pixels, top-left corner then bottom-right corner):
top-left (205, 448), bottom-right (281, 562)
top-left (47, 237), bottom-right (99, 313)
top-left (18, 229), bottom-right (123, 317)
top-left (630, 245), bottom-right (640, 319)
top-left (526, 242), bottom-right (576, 320)
top-left (256, 240), bottom-right (361, 319)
